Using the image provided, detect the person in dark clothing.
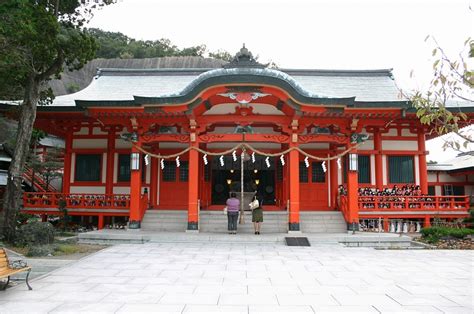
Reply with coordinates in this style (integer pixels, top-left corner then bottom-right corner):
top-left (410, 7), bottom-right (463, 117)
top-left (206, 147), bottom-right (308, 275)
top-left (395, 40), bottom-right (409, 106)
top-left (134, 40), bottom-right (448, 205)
top-left (226, 192), bottom-right (240, 234)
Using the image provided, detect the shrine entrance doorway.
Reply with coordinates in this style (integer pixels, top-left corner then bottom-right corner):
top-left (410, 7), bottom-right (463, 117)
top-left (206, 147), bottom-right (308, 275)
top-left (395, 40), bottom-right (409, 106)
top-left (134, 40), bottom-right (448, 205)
top-left (210, 156), bottom-right (278, 207)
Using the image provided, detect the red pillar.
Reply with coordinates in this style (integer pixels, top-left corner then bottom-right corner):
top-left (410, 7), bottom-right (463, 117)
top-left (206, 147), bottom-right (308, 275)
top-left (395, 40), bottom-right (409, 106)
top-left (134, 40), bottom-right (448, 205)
top-left (129, 146), bottom-right (142, 229)
top-left (329, 145), bottom-right (338, 210)
top-left (105, 128), bottom-right (115, 195)
top-left (288, 144), bottom-right (300, 232)
top-left (347, 169), bottom-right (359, 231)
top-left (98, 215), bottom-right (104, 230)
top-left (418, 131), bottom-right (428, 195)
top-left (150, 155), bottom-right (158, 207)
top-left (62, 132), bottom-right (73, 193)
top-left (374, 129), bottom-right (383, 190)
top-left (424, 216), bottom-right (431, 228)
top-left (187, 143), bottom-right (199, 231)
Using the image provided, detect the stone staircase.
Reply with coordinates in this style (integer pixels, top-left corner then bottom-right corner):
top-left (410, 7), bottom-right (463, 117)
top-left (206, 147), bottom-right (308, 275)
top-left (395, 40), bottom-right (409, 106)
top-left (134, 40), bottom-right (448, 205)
top-left (141, 210), bottom-right (347, 233)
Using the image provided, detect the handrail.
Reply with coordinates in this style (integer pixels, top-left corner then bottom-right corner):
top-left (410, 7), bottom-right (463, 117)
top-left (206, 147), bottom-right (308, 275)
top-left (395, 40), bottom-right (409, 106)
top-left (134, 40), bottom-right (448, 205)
top-left (139, 192), bottom-right (149, 219)
top-left (23, 192), bottom-right (130, 209)
top-left (358, 195), bottom-right (469, 211)
top-left (22, 166), bottom-right (58, 192)
top-left (339, 195), bottom-right (349, 222)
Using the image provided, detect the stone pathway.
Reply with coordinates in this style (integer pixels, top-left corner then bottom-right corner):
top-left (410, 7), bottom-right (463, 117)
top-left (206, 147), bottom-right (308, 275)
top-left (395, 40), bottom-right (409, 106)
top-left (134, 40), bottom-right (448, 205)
top-left (0, 243), bottom-right (472, 313)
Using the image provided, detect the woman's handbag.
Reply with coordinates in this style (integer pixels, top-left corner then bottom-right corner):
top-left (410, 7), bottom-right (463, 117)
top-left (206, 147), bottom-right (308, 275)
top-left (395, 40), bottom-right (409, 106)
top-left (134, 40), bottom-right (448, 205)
top-left (249, 198), bottom-right (259, 210)
top-left (223, 206), bottom-right (228, 214)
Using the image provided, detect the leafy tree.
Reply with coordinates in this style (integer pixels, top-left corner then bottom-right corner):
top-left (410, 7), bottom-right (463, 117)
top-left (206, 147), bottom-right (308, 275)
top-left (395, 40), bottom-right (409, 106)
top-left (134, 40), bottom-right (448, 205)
top-left (410, 37), bottom-right (473, 151)
top-left (87, 28), bottom-right (207, 59)
top-left (0, 0), bottom-right (112, 242)
top-left (209, 49), bottom-right (233, 62)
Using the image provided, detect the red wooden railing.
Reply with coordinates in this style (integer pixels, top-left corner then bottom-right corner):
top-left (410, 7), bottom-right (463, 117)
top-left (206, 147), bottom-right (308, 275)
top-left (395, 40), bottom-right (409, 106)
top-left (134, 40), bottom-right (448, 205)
top-left (139, 192), bottom-right (149, 219)
top-left (358, 195), bottom-right (470, 212)
top-left (339, 195), bottom-right (350, 222)
top-left (23, 192), bottom-right (130, 210)
top-left (22, 166), bottom-right (58, 192)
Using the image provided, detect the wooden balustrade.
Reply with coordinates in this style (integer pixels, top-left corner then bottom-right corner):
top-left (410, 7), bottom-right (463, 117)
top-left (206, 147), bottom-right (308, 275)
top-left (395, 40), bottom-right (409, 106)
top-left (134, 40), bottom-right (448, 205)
top-left (23, 192), bottom-right (131, 209)
top-left (358, 195), bottom-right (470, 212)
top-left (339, 195), bottom-right (349, 221)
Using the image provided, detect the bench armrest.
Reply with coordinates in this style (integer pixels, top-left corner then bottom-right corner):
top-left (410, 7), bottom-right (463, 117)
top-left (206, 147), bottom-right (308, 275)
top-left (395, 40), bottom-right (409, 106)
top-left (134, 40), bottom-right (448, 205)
top-left (9, 260), bottom-right (28, 269)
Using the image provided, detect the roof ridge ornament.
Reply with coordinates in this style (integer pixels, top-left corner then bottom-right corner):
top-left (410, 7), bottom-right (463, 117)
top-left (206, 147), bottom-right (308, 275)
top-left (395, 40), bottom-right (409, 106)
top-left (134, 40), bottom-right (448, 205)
top-left (223, 44), bottom-right (266, 69)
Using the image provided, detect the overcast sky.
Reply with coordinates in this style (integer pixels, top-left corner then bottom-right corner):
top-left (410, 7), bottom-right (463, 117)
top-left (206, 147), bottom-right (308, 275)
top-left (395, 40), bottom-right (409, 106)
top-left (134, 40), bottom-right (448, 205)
top-left (87, 0), bottom-right (473, 161)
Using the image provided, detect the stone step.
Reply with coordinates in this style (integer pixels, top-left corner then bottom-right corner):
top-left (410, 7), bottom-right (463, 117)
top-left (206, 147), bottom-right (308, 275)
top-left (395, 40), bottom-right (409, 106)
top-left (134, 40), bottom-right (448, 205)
top-left (141, 210), bottom-right (347, 233)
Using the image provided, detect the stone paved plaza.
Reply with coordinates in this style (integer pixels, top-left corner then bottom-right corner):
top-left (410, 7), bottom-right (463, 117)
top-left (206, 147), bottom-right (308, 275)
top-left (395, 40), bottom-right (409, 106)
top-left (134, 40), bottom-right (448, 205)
top-left (0, 242), bottom-right (472, 313)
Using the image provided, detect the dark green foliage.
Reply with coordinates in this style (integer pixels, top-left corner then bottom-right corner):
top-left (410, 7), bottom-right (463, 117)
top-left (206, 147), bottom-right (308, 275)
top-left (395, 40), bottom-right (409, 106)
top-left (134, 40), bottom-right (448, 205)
top-left (26, 244), bottom-right (55, 257)
top-left (15, 221), bottom-right (55, 247)
top-left (0, 0), bottom-right (104, 242)
top-left (209, 50), bottom-right (233, 62)
top-left (88, 28), bottom-right (207, 59)
top-left (464, 209), bottom-right (474, 229)
top-left (421, 226), bottom-right (474, 243)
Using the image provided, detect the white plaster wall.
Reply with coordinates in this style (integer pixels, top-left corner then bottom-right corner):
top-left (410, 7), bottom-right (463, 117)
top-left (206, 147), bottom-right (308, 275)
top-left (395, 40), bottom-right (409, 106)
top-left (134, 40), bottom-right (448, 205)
top-left (115, 139), bottom-right (132, 149)
top-left (401, 129), bottom-right (416, 136)
top-left (92, 127), bottom-right (107, 135)
top-left (435, 186), bottom-right (442, 195)
top-left (382, 155), bottom-right (387, 185)
top-left (385, 129), bottom-right (398, 136)
top-left (113, 187), bottom-right (130, 194)
top-left (299, 143), bottom-right (330, 149)
top-left (382, 140), bottom-right (418, 150)
top-left (159, 143), bottom-right (188, 149)
top-left (465, 185), bottom-right (474, 199)
top-left (338, 163), bottom-right (342, 185)
top-left (70, 153), bottom-right (76, 183)
top-left (370, 155), bottom-right (376, 184)
top-left (102, 153), bottom-right (107, 183)
top-left (203, 103), bottom-right (284, 115)
top-left (414, 155), bottom-right (420, 185)
top-left (358, 140), bottom-right (374, 150)
top-left (207, 142), bottom-right (281, 149)
top-left (74, 127), bottom-right (89, 135)
top-left (70, 186), bottom-right (105, 194)
top-left (438, 173), bottom-right (466, 183)
top-left (156, 165), bottom-right (161, 205)
top-left (428, 173), bottom-right (437, 182)
top-left (73, 139), bottom-right (107, 149)
top-left (146, 162), bottom-right (150, 184)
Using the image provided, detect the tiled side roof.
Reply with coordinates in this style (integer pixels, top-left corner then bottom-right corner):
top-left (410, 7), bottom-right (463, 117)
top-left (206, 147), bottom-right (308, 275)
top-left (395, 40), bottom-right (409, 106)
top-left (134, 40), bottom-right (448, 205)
top-left (51, 67), bottom-right (404, 106)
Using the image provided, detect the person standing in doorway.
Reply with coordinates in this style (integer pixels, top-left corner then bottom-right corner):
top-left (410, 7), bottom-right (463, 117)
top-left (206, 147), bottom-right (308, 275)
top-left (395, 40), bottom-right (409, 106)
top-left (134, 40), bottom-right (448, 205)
top-left (226, 192), bottom-right (240, 234)
top-left (252, 193), bottom-right (264, 234)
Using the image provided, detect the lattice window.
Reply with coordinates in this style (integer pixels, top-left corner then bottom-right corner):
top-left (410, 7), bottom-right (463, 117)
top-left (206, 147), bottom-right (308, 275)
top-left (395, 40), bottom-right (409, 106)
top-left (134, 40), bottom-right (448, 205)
top-left (299, 162), bottom-right (308, 183)
top-left (179, 161), bottom-right (189, 182)
top-left (311, 162), bottom-right (325, 183)
top-left (388, 156), bottom-right (414, 183)
top-left (162, 161), bottom-right (176, 182)
top-left (75, 154), bottom-right (101, 182)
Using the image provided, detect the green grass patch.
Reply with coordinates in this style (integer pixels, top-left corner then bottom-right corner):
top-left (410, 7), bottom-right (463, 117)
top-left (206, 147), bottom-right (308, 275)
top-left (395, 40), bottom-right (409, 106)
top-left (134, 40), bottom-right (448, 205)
top-left (421, 226), bottom-right (474, 243)
top-left (54, 244), bottom-right (80, 255)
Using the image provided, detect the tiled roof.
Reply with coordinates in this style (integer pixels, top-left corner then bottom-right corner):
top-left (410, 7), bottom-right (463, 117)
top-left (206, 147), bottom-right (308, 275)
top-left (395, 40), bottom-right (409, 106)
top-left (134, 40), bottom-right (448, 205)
top-left (51, 67), bottom-right (404, 106)
top-left (427, 151), bottom-right (474, 172)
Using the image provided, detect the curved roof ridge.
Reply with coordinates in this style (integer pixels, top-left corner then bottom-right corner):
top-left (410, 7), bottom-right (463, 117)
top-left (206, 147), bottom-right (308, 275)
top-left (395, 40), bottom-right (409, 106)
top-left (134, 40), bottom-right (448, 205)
top-left (95, 67), bottom-right (394, 77)
top-left (157, 67), bottom-right (328, 99)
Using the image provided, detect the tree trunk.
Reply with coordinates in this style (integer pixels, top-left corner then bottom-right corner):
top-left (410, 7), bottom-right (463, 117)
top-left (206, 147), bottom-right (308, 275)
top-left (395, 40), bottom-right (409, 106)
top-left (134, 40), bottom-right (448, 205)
top-left (0, 76), bottom-right (40, 242)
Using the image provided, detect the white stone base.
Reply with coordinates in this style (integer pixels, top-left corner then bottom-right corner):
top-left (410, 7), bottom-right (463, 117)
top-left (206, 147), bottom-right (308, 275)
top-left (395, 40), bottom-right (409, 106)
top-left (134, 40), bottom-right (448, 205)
top-left (185, 229), bottom-right (199, 233)
top-left (288, 230), bottom-right (303, 235)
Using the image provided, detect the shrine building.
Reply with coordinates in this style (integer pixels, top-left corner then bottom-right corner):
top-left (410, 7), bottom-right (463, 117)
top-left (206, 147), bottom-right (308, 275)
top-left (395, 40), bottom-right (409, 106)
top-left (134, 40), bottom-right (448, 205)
top-left (16, 46), bottom-right (473, 232)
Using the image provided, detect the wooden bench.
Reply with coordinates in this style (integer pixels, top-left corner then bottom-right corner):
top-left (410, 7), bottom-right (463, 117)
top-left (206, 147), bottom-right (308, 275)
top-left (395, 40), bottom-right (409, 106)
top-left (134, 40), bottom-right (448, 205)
top-left (0, 248), bottom-right (32, 290)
